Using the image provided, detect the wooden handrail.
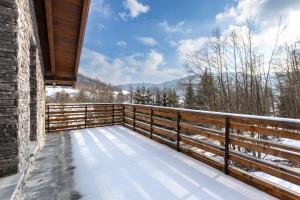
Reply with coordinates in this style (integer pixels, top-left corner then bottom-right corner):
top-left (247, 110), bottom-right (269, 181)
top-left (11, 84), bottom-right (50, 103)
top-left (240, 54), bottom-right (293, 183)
top-left (45, 103), bottom-right (300, 200)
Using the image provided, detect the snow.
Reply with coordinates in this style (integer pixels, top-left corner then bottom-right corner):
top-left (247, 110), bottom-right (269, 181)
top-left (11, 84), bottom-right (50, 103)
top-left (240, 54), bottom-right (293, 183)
top-left (124, 104), bottom-right (300, 124)
top-left (281, 138), bottom-right (300, 147)
top-left (46, 86), bottom-right (78, 96)
top-left (122, 90), bottom-right (130, 95)
top-left (71, 126), bottom-right (275, 200)
top-left (252, 172), bottom-right (300, 194)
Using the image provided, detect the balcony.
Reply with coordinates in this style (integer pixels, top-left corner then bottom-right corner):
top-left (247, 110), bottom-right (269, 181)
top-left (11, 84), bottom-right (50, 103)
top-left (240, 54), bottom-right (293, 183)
top-left (2, 103), bottom-right (299, 199)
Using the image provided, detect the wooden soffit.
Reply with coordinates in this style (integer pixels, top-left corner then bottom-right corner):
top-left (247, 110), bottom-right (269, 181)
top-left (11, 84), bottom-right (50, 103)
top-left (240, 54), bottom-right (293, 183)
top-left (34, 0), bottom-right (90, 86)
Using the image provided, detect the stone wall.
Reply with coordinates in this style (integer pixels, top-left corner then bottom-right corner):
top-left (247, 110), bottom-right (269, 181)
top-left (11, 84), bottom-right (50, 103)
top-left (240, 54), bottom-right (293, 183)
top-left (0, 0), bottom-right (45, 177)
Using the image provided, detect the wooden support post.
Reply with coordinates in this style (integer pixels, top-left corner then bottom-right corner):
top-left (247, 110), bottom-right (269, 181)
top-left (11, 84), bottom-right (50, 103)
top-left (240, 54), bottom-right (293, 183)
top-left (133, 106), bottom-right (136, 131)
top-left (150, 108), bottom-right (153, 139)
top-left (122, 105), bottom-right (125, 125)
top-left (47, 105), bottom-right (50, 133)
top-left (224, 117), bottom-right (230, 175)
top-left (112, 104), bottom-right (115, 125)
top-left (176, 112), bottom-right (181, 151)
top-left (84, 105), bottom-right (87, 128)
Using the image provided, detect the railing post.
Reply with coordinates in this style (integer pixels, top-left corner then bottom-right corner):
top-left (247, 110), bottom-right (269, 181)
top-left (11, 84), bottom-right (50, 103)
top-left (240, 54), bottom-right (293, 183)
top-left (112, 104), bottom-right (115, 125)
top-left (176, 112), bottom-right (181, 151)
top-left (122, 105), bottom-right (125, 125)
top-left (133, 106), bottom-right (136, 131)
top-left (224, 117), bottom-right (230, 175)
top-left (47, 105), bottom-right (50, 133)
top-left (150, 108), bottom-right (153, 139)
top-left (84, 105), bottom-right (87, 128)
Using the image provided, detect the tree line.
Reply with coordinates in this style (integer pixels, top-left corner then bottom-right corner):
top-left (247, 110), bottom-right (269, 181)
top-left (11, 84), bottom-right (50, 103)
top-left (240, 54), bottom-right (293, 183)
top-left (129, 85), bottom-right (180, 107)
top-left (182, 22), bottom-right (300, 118)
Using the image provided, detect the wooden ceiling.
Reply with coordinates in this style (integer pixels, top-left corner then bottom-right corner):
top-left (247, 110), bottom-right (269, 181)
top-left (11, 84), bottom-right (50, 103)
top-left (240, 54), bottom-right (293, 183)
top-left (34, 0), bottom-right (90, 86)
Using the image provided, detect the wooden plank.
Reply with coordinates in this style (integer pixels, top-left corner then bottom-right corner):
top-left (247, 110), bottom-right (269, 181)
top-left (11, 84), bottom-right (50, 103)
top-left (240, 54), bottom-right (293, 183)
top-left (230, 138), bottom-right (300, 163)
top-left (180, 123), bottom-right (224, 142)
top-left (228, 167), bottom-right (300, 200)
top-left (152, 126), bottom-right (176, 141)
top-left (231, 122), bottom-right (300, 140)
top-left (180, 136), bottom-right (224, 156)
top-left (229, 153), bottom-right (300, 186)
top-left (180, 113), bottom-right (224, 127)
top-left (44, 0), bottom-right (55, 75)
top-left (153, 117), bottom-right (176, 130)
top-left (153, 110), bottom-right (177, 119)
top-left (73, 0), bottom-right (90, 86)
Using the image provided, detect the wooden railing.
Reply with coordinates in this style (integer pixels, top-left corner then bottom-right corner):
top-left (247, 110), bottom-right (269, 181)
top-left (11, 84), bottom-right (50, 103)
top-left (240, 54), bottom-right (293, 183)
top-left (46, 103), bottom-right (300, 199)
top-left (46, 103), bottom-right (123, 132)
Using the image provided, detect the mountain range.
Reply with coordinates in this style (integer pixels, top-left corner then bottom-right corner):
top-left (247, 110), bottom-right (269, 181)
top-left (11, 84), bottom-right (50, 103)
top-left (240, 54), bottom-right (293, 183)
top-left (116, 77), bottom-right (189, 91)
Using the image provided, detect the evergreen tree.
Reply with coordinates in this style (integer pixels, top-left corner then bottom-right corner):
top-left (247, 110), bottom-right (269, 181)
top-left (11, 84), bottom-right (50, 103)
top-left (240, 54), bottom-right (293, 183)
top-left (140, 85), bottom-right (146, 104)
top-left (162, 88), bottom-right (168, 106)
top-left (145, 88), bottom-right (152, 105)
top-left (196, 69), bottom-right (215, 110)
top-left (168, 89), bottom-right (179, 107)
top-left (185, 79), bottom-right (195, 108)
top-left (134, 86), bottom-right (142, 104)
top-left (129, 86), bottom-right (134, 103)
top-left (155, 88), bottom-right (162, 106)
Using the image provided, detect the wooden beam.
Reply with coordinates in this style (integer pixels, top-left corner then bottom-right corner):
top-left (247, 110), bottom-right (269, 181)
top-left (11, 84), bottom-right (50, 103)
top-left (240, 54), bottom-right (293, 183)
top-left (44, 0), bottom-right (56, 75)
top-left (73, 0), bottom-right (91, 87)
top-left (45, 75), bottom-right (76, 81)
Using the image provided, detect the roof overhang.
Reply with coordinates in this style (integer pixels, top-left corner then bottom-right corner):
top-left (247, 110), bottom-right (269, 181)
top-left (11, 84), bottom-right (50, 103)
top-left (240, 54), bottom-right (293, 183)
top-left (34, 0), bottom-right (90, 87)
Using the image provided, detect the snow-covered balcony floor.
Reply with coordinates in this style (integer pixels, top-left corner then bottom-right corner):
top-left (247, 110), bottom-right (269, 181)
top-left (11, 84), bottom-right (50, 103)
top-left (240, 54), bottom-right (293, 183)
top-left (20, 126), bottom-right (276, 200)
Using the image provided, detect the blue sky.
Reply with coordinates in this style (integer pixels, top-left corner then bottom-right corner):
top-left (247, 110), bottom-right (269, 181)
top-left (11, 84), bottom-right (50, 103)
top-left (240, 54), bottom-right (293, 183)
top-left (79, 0), bottom-right (300, 85)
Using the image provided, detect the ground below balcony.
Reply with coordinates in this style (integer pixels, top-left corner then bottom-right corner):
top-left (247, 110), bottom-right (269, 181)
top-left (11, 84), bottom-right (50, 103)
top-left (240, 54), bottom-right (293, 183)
top-left (18, 126), bottom-right (276, 200)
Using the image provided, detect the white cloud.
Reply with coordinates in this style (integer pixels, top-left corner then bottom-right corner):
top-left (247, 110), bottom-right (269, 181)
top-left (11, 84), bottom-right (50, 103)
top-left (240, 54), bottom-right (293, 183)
top-left (79, 48), bottom-right (131, 85)
top-left (159, 20), bottom-right (188, 33)
top-left (136, 37), bottom-right (158, 46)
top-left (122, 0), bottom-right (150, 19)
top-left (177, 37), bottom-right (208, 61)
top-left (79, 48), bottom-right (180, 84)
top-left (169, 40), bottom-right (177, 47)
top-left (215, 0), bottom-right (300, 58)
top-left (117, 41), bottom-right (127, 48)
top-left (216, 0), bottom-right (300, 26)
top-left (91, 0), bottom-right (112, 18)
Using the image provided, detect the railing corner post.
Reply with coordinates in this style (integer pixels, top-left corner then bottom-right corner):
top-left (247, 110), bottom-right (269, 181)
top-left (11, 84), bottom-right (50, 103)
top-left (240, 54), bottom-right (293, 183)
top-left (176, 111), bottom-right (181, 151)
top-left (224, 117), bottom-right (230, 175)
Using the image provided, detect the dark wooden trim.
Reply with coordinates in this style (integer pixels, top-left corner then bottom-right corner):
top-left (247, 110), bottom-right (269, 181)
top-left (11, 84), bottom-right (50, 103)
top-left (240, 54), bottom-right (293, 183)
top-left (224, 117), bottom-right (230, 175)
top-left (150, 108), bottom-right (153, 139)
top-left (112, 104), bottom-right (114, 125)
top-left (133, 106), bottom-right (136, 131)
top-left (73, 0), bottom-right (91, 87)
top-left (84, 104), bottom-right (87, 128)
top-left (176, 112), bottom-right (181, 151)
top-left (44, 0), bottom-right (55, 75)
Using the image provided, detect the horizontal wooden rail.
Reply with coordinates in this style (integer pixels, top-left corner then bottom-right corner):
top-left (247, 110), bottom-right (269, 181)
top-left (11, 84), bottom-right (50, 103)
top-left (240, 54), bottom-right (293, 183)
top-left (46, 103), bottom-right (300, 199)
top-left (122, 104), bottom-right (300, 200)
